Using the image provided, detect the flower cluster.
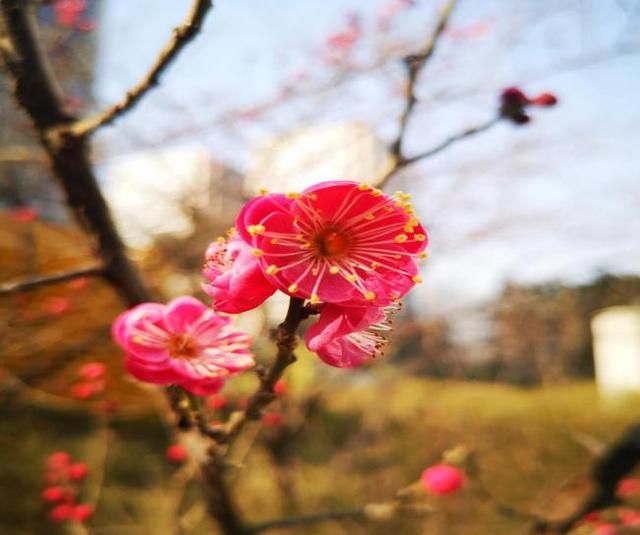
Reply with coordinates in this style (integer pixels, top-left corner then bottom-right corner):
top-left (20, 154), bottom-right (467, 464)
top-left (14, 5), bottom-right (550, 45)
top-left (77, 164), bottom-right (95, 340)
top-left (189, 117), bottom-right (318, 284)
top-left (112, 181), bottom-right (426, 394)
top-left (69, 362), bottom-right (106, 400)
top-left (41, 452), bottom-right (94, 524)
top-left (112, 296), bottom-right (254, 395)
top-left (204, 181), bottom-right (427, 368)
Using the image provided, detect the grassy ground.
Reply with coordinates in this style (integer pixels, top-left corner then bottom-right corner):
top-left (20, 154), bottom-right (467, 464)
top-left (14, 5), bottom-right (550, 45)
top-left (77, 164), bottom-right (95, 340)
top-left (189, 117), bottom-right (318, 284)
top-left (1, 373), bottom-right (638, 535)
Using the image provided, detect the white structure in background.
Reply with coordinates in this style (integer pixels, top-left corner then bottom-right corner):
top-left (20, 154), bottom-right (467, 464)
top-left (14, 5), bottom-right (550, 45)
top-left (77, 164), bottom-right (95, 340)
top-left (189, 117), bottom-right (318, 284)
top-left (591, 306), bottom-right (640, 397)
top-left (246, 122), bottom-right (393, 195)
top-left (101, 146), bottom-right (214, 248)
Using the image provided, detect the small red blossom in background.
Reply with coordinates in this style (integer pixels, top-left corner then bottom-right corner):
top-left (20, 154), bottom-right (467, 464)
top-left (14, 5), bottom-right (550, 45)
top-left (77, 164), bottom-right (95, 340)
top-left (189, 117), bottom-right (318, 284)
top-left (70, 504), bottom-right (94, 522)
top-left (69, 382), bottom-right (101, 400)
top-left (274, 379), bottom-right (288, 397)
top-left (77, 362), bottom-right (106, 381)
top-left (11, 206), bottom-right (38, 222)
top-left (262, 412), bottom-right (285, 428)
top-left (42, 296), bottom-right (71, 317)
top-left (499, 86), bottom-right (558, 125)
top-left (41, 452), bottom-right (93, 524)
top-left (165, 444), bottom-right (188, 464)
top-left (617, 478), bottom-right (640, 498)
top-left (67, 276), bottom-right (90, 290)
top-left (52, 0), bottom-right (95, 31)
top-left (594, 524), bottom-right (618, 535)
top-left (112, 296), bottom-right (254, 395)
top-left (323, 13), bottom-right (361, 65)
top-left (206, 393), bottom-right (228, 410)
top-left (421, 464), bottom-right (465, 496)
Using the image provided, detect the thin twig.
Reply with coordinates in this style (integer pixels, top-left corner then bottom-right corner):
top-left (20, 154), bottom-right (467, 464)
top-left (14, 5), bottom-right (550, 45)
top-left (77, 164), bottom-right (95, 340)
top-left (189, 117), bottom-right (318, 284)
top-left (379, 116), bottom-right (501, 187)
top-left (55, 0), bottom-right (213, 138)
top-left (0, 265), bottom-right (102, 295)
top-left (389, 0), bottom-right (458, 161)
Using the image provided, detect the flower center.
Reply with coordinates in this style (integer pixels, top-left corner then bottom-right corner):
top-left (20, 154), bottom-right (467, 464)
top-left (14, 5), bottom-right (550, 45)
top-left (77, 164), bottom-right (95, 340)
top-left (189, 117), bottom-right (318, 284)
top-left (168, 333), bottom-right (199, 359)
top-left (314, 228), bottom-right (350, 257)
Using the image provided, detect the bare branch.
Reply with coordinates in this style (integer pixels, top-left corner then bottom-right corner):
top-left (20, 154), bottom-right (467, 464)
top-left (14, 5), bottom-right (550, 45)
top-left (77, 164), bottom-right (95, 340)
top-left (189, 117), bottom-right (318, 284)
top-left (56, 0), bottom-right (213, 138)
top-left (379, 116), bottom-right (501, 187)
top-left (389, 0), bottom-right (458, 161)
top-left (0, 266), bottom-right (102, 295)
top-left (0, 0), bottom-right (152, 306)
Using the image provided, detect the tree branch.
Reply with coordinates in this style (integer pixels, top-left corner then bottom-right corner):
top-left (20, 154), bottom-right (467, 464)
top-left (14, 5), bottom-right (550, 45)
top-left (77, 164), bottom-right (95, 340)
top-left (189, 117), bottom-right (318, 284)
top-left (0, 0), bottom-right (152, 306)
top-left (379, 115), bottom-right (501, 187)
top-left (389, 0), bottom-right (458, 161)
top-left (246, 509), bottom-right (366, 534)
top-left (55, 0), bottom-right (213, 138)
top-left (0, 266), bottom-right (102, 295)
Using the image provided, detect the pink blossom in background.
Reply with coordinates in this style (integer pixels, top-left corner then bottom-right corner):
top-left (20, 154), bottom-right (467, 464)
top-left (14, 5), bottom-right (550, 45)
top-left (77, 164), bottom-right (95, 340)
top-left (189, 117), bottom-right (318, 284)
top-left (305, 304), bottom-right (395, 368)
top-left (53, 0), bottom-right (86, 27)
top-left (421, 464), bottom-right (465, 496)
top-left (618, 478), bottom-right (640, 498)
top-left (202, 233), bottom-right (276, 313)
top-left (11, 206), bottom-right (38, 222)
top-left (594, 524), bottom-right (618, 535)
top-left (41, 486), bottom-right (65, 503)
top-left (165, 444), bottom-right (188, 464)
top-left (69, 382), bottom-right (101, 401)
top-left (112, 296), bottom-right (254, 395)
top-left (619, 508), bottom-right (640, 527)
top-left (237, 181), bottom-right (427, 308)
top-left (77, 362), bottom-right (106, 381)
top-left (68, 463), bottom-right (89, 482)
top-left (50, 503), bottom-right (74, 523)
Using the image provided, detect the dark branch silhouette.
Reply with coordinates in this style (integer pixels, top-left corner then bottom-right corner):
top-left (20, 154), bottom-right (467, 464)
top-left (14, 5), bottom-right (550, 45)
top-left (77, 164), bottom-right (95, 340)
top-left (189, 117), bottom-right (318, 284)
top-left (0, 266), bottom-right (102, 295)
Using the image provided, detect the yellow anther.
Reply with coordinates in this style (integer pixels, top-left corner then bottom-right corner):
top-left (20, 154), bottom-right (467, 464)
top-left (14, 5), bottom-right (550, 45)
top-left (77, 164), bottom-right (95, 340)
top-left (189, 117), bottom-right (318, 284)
top-left (258, 188), bottom-right (270, 196)
top-left (413, 234), bottom-right (426, 242)
top-left (371, 188), bottom-right (383, 197)
top-left (271, 239), bottom-right (279, 244)
top-left (346, 275), bottom-right (357, 283)
top-left (394, 191), bottom-right (412, 201)
top-left (395, 234), bottom-right (408, 243)
top-left (310, 293), bottom-right (320, 304)
top-left (418, 251), bottom-right (429, 260)
top-left (370, 262), bottom-right (380, 269)
top-left (306, 193), bottom-right (318, 200)
top-left (266, 265), bottom-right (278, 275)
top-left (300, 242), bottom-right (311, 249)
top-left (286, 191), bottom-right (301, 199)
top-left (364, 291), bottom-right (376, 301)
top-left (312, 268), bottom-right (319, 275)
top-left (413, 275), bottom-right (423, 283)
top-left (216, 236), bottom-right (226, 244)
top-left (287, 284), bottom-right (298, 294)
top-left (358, 183), bottom-right (370, 191)
top-left (226, 227), bottom-right (236, 236)
top-left (408, 217), bottom-right (419, 227)
top-left (365, 213), bottom-right (375, 221)
top-left (329, 266), bottom-right (340, 274)
top-left (404, 225), bottom-right (415, 233)
top-left (252, 249), bottom-right (264, 257)
top-left (248, 224), bottom-right (266, 236)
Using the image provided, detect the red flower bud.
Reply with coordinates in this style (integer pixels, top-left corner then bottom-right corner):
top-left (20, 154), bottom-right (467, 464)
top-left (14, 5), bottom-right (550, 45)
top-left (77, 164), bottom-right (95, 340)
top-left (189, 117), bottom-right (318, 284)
top-left (68, 463), bottom-right (89, 481)
top-left (70, 504), bottom-right (94, 522)
top-left (165, 444), bottom-right (188, 464)
top-left (421, 464), bottom-right (465, 496)
top-left (41, 486), bottom-right (65, 503)
top-left (531, 92), bottom-right (557, 107)
top-left (49, 503), bottom-right (74, 523)
top-left (46, 452), bottom-right (71, 471)
top-left (500, 86), bottom-right (529, 107)
top-left (274, 379), bottom-right (288, 397)
top-left (69, 382), bottom-right (99, 401)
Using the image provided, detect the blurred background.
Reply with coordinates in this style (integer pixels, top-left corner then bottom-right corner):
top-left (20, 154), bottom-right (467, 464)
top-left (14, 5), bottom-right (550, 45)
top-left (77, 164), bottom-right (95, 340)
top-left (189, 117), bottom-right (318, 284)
top-left (1, 0), bottom-right (640, 533)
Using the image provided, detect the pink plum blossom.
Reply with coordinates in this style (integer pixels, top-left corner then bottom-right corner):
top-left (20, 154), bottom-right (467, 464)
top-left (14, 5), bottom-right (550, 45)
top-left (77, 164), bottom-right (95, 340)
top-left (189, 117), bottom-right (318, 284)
top-left (304, 304), bottom-right (395, 368)
top-left (421, 464), bottom-right (465, 496)
top-left (112, 296), bottom-right (254, 395)
top-left (202, 233), bottom-right (276, 313)
top-left (236, 181), bottom-right (427, 308)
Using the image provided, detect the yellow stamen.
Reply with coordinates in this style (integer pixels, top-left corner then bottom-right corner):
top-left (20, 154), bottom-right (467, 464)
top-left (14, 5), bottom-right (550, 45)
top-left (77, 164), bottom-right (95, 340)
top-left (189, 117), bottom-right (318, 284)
top-left (288, 284), bottom-right (298, 294)
top-left (271, 239), bottom-right (279, 244)
top-left (358, 183), bottom-right (370, 191)
top-left (414, 234), bottom-right (426, 242)
top-left (329, 266), bottom-right (340, 274)
top-left (408, 217), bottom-right (419, 227)
top-left (248, 224), bottom-right (266, 236)
top-left (310, 293), bottom-right (320, 304)
top-left (413, 275), bottom-right (423, 283)
top-left (216, 236), bottom-right (226, 244)
top-left (252, 249), bottom-right (264, 257)
top-left (364, 291), bottom-right (376, 301)
top-left (346, 275), bottom-right (357, 283)
top-left (371, 188), bottom-right (383, 197)
top-left (395, 234), bottom-right (408, 243)
top-left (266, 265), bottom-right (278, 275)
top-left (365, 214), bottom-right (375, 221)
top-left (286, 191), bottom-right (301, 199)
top-left (404, 225), bottom-right (415, 233)
top-left (258, 188), bottom-right (269, 196)
top-left (370, 262), bottom-right (380, 269)
top-left (418, 252), bottom-right (429, 260)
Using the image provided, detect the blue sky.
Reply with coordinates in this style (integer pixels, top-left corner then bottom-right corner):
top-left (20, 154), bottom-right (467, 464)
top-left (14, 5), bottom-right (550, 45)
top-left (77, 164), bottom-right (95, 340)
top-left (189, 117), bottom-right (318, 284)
top-left (93, 0), bottom-right (640, 312)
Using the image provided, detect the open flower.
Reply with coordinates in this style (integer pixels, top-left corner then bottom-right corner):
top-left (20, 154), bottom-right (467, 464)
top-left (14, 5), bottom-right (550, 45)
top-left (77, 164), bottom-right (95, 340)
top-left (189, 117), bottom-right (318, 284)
top-left (304, 303), bottom-right (397, 368)
top-left (237, 181), bottom-right (427, 307)
top-left (202, 233), bottom-right (276, 313)
top-left (112, 296), bottom-right (254, 395)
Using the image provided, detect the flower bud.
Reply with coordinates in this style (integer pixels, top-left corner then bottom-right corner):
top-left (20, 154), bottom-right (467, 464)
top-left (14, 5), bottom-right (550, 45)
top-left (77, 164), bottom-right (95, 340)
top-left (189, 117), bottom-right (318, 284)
top-left (165, 444), bottom-right (188, 464)
top-left (420, 464), bottom-right (465, 496)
